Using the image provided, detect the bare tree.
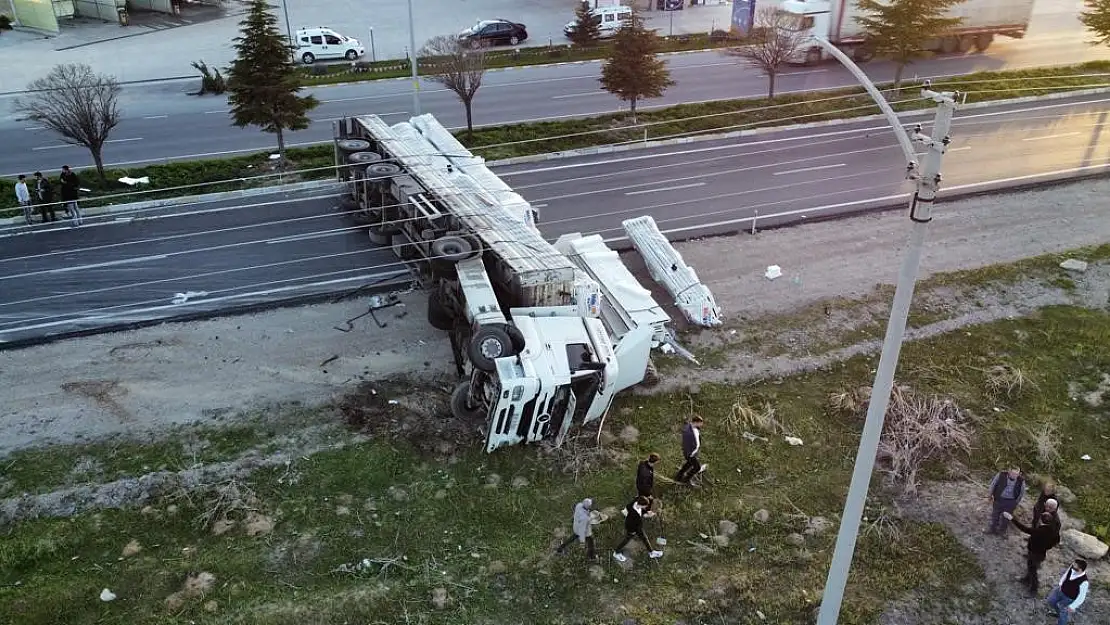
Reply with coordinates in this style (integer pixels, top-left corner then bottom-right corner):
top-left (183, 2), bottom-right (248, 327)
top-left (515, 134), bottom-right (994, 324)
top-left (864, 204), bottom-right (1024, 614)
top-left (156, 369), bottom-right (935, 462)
top-left (421, 35), bottom-right (486, 136)
top-left (15, 63), bottom-right (121, 185)
top-left (730, 6), bottom-right (808, 99)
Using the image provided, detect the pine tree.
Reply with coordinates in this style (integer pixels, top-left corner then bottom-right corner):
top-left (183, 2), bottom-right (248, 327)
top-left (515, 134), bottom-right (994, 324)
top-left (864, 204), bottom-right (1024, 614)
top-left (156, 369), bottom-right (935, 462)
top-left (568, 1), bottom-right (602, 47)
top-left (226, 0), bottom-right (318, 168)
top-left (1081, 0), bottom-right (1110, 46)
top-left (855, 0), bottom-right (966, 88)
top-left (599, 11), bottom-right (674, 123)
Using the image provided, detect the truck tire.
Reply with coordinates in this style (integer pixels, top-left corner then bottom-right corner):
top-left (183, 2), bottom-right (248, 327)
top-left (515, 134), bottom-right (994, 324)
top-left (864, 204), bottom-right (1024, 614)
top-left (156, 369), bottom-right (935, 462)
top-left (506, 324), bottom-right (526, 353)
top-left (427, 293), bottom-right (454, 331)
top-left (974, 33), bottom-right (994, 52)
top-left (431, 236), bottom-right (476, 263)
top-left (851, 46), bottom-right (874, 63)
top-left (941, 36), bottom-right (959, 54)
top-left (468, 325), bottom-right (515, 372)
top-left (450, 382), bottom-right (485, 420)
top-left (368, 227), bottom-right (391, 246)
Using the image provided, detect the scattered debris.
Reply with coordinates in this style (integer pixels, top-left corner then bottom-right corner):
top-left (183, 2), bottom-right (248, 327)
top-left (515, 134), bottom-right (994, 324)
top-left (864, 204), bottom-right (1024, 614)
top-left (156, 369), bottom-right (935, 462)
top-left (764, 265), bottom-right (783, 280)
top-left (784, 436), bottom-right (804, 446)
top-left (171, 291), bottom-right (209, 305)
top-left (1060, 258), bottom-right (1089, 272)
top-left (121, 539), bottom-right (142, 558)
top-left (1081, 454), bottom-right (1093, 461)
top-left (118, 176), bottom-right (150, 186)
top-left (99, 588), bottom-right (116, 602)
top-left (510, 476), bottom-right (529, 489)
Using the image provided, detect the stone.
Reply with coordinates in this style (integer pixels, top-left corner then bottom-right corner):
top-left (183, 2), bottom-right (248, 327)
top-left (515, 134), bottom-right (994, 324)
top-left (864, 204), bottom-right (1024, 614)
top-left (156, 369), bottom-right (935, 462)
top-left (165, 504), bottom-right (179, 515)
top-left (488, 560), bottom-right (507, 575)
top-left (588, 564), bottom-right (606, 581)
top-left (718, 520), bottom-right (739, 537)
top-left (1062, 529), bottom-right (1109, 560)
top-left (710, 534), bottom-right (729, 547)
top-left (511, 476), bottom-right (529, 489)
top-left (786, 533), bottom-right (806, 547)
top-left (434, 489), bottom-right (448, 500)
top-left (211, 519), bottom-right (236, 536)
top-left (484, 473), bottom-right (502, 489)
top-left (244, 512), bottom-right (275, 537)
top-left (203, 600), bottom-right (219, 613)
top-left (618, 425), bottom-right (640, 444)
top-left (1055, 485), bottom-right (1078, 505)
top-left (753, 509), bottom-right (770, 524)
top-left (1060, 259), bottom-right (1089, 272)
top-left (121, 539), bottom-right (142, 558)
top-left (431, 587), bottom-right (449, 609)
top-left (140, 506), bottom-right (157, 516)
top-left (804, 516), bottom-right (833, 536)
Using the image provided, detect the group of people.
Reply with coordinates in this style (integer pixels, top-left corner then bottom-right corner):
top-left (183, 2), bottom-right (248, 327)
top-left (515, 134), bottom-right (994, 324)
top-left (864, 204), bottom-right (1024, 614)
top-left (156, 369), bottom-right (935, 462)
top-left (987, 467), bottom-right (1091, 624)
top-left (556, 416), bottom-right (707, 563)
top-left (12, 166), bottom-right (84, 227)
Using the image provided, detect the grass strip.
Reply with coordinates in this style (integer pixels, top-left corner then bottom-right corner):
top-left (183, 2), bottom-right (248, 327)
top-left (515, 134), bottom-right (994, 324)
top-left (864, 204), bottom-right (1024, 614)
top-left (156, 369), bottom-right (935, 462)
top-left (2, 61), bottom-right (1107, 218)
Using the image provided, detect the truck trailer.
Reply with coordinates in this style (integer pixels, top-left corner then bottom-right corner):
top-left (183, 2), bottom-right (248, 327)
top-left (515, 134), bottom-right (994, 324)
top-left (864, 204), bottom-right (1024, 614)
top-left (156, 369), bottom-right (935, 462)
top-left (780, 0), bottom-right (1036, 65)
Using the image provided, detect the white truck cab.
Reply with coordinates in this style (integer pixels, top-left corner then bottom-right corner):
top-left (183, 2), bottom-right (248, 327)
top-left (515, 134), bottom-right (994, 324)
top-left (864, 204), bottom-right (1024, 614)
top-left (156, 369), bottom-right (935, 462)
top-left (294, 27), bottom-right (365, 64)
top-left (563, 5), bottom-right (633, 39)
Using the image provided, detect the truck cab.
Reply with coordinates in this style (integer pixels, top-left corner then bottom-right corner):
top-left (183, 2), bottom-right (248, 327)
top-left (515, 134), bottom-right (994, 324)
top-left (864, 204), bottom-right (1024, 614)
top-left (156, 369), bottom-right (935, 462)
top-left (778, 0), bottom-right (827, 65)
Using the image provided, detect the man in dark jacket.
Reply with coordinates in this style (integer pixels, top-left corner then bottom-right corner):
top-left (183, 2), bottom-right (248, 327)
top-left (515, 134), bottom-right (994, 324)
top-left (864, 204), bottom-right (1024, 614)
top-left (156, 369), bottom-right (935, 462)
top-left (986, 466), bottom-right (1025, 536)
top-left (1033, 482), bottom-right (1061, 529)
top-left (1003, 510), bottom-right (1061, 594)
top-left (59, 165), bottom-right (82, 226)
top-left (673, 416), bottom-right (706, 485)
top-left (612, 496), bottom-right (663, 563)
top-left (636, 453), bottom-right (659, 515)
top-left (34, 172), bottom-right (57, 222)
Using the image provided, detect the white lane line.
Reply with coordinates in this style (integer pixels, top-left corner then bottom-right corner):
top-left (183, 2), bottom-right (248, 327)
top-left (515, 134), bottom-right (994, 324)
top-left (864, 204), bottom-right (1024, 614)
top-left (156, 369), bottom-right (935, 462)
top-left (24, 126), bottom-right (45, 131)
top-left (772, 69), bottom-right (829, 77)
top-left (773, 163), bottom-right (846, 176)
top-left (47, 254), bottom-right (168, 274)
top-left (32, 137), bottom-right (144, 151)
top-left (532, 203), bottom-right (549, 208)
top-left (1022, 132), bottom-right (1081, 142)
top-left (266, 230), bottom-right (350, 244)
top-left (551, 91), bottom-right (608, 100)
top-left (625, 182), bottom-right (706, 196)
top-left (311, 110), bottom-right (407, 123)
top-left (204, 110), bottom-right (225, 114)
top-left (143, 115), bottom-right (168, 120)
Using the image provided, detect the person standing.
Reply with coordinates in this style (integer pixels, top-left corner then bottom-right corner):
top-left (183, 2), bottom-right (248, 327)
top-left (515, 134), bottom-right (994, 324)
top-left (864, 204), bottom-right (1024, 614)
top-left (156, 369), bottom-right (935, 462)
top-left (1003, 510), bottom-right (1061, 595)
top-left (59, 165), bottom-right (82, 226)
top-left (34, 172), bottom-right (57, 223)
top-left (15, 174), bottom-right (33, 225)
top-left (612, 496), bottom-right (663, 563)
top-left (555, 498), bottom-right (596, 560)
top-left (673, 416), bottom-right (706, 485)
top-left (1045, 559), bottom-right (1089, 625)
top-left (986, 466), bottom-right (1025, 536)
top-left (636, 453), bottom-right (659, 516)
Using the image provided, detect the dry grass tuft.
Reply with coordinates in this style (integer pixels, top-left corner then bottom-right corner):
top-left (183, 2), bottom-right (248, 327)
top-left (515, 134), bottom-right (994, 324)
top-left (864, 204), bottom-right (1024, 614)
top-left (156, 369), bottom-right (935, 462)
top-left (1028, 421), bottom-right (1063, 470)
top-left (724, 397), bottom-right (782, 436)
top-left (984, 364), bottom-right (1036, 399)
top-left (826, 386), bottom-right (872, 415)
top-left (874, 386), bottom-right (974, 496)
top-left (862, 506), bottom-right (903, 544)
top-left (194, 479), bottom-right (259, 531)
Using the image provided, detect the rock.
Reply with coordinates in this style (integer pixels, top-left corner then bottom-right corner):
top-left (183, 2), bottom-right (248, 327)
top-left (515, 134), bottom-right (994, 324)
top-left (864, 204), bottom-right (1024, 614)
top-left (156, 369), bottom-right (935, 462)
top-left (244, 512), bottom-right (275, 537)
top-left (140, 506), bottom-right (157, 516)
top-left (786, 533), bottom-right (806, 547)
top-left (183, 572), bottom-right (216, 597)
top-left (165, 591), bottom-right (186, 611)
top-left (203, 600), bottom-right (218, 613)
top-left (511, 476), bottom-right (529, 489)
top-left (588, 564), bottom-right (606, 581)
top-left (166, 504), bottom-right (179, 515)
top-left (710, 534), bottom-right (730, 547)
top-left (484, 473), bottom-right (502, 489)
top-left (1062, 529), bottom-right (1109, 560)
top-left (121, 539), bottom-right (142, 558)
top-left (1055, 485), bottom-right (1078, 505)
top-left (488, 560), bottom-right (507, 575)
top-left (388, 486), bottom-right (410, 501)
top-left (434, 489), bottom-right (448, 500)
top-left (431, 587), bottom-right (449, 610)
top-left (211, 519), bottom-right (236, 536)
top-left (753, 509), bottom-right (770, 524)
top-left (804, 516), bottom-right (833, 536)
top-left (718, 520), bottom-right (739, 537)
top-left (618, 425), bottom-right (640, 444)
top-left (1060, 259), bottom-right (1089, 272)
top-left (99, 588), bottom-right (116, 602)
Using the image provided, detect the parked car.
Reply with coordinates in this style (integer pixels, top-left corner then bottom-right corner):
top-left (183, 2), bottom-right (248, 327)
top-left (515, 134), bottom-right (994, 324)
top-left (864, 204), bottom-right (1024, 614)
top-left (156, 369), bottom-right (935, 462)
top-left (563, 5), bottom-right (633, 39)
top-left (294, 27), bottom-right (365, 64)
top-left (458, 19), bottom-right (528, 48)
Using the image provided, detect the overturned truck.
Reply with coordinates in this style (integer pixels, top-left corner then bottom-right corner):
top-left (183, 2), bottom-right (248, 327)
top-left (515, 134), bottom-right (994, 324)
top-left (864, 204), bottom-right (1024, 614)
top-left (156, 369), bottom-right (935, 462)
top-left (333, 114), bottom-right (656, 452)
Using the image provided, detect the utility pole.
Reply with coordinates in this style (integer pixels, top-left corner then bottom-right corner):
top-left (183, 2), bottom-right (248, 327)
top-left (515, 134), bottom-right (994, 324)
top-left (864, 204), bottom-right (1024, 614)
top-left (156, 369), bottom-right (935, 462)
top-left (406, 0), bottom-right (421, 115)
top-left (810, 38), bottom-right (959, 625)
top-left (280, 0), bottom-right (294, 47)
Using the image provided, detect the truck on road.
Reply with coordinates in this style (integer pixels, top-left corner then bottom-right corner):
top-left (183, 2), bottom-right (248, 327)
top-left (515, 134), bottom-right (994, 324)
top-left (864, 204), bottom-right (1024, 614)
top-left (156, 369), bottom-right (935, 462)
top-left (780, 0), bottom-right (1036, 65)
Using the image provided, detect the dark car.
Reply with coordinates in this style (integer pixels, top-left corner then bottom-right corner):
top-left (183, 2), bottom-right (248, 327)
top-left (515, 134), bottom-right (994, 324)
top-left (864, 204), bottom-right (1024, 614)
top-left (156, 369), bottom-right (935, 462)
top-left (458, 19), bottom-right (528, 48)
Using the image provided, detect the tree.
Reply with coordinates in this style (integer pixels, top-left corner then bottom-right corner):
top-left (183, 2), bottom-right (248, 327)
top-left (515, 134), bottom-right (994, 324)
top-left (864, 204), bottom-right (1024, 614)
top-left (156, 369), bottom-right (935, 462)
top-left (226, 0), bottom-right (318, 167)
top-left (14, 64), bottom-right (121, 185)
top-left (1081, 0), bottom-right (1110, 46)
top-left (730, 6), bottom-right (808, 99)
top-left (568, 1), bottom-right (602, 46)
top-left (599, 10), bottom-right (674, 123)
top-left (855, 0), bottom-right (966, 88)
top-left (421, 35), bottom-right (486, 136)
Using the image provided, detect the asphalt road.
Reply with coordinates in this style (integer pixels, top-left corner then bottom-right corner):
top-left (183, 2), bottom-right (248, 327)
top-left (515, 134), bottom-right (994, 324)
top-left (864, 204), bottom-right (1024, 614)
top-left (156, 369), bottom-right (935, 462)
top-left (2, 20), bottom-right (1108, 176)
top-left (0, 187), bottom-right (407, 344)
top-left (2, 93), bottom-right (1107, 345)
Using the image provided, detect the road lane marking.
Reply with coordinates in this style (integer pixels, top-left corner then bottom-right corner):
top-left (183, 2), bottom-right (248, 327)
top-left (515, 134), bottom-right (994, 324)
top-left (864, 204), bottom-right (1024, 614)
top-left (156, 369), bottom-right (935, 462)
top-left (24, 126), bottom-right (45, 130)
top-left (46, 254), bottom-right (168, 274)
top-left (311, 110), bottom-right (407, 123)
top-left (204, 110), bottom-right (225, 114)
top-left (266, 230), bottom-right (350, 244)
top-left (774, 163), bottom-right (846, 175)
top-left (551, 91), bottom-right (608, 100)
top-left (625, 182), bottom-right (705, 196)
top-left (1022, 132), bottom-right (1081, 142)
top-left (32, 137), bottom-right (145, 151)
top-left (143, 115), bottom-right (168, 120)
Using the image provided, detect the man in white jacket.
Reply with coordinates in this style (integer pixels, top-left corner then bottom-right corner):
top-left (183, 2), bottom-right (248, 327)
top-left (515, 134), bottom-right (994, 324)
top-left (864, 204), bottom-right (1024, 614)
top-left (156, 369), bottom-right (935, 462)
top-left (15, 174), bottom-right (33, 225)
top-left (555, 498), bottom-right (596, 560)
top-left (1046, 559), bottom-right (1089, 625)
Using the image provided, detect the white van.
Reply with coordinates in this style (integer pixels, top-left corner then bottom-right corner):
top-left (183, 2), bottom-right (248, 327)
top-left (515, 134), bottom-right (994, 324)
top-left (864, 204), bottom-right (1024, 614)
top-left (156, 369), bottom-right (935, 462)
top-left (294, 27), bottom-right (365, 64)
top-left (563, 5), bottom-right (633, 39)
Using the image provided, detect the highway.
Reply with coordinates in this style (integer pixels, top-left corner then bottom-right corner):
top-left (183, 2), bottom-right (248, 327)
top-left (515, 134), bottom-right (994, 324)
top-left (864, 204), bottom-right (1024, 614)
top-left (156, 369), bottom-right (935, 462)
top-left (2, 14), bottom-right (1108, 176)
top-left (1, 93), bottom-right (1107, 345)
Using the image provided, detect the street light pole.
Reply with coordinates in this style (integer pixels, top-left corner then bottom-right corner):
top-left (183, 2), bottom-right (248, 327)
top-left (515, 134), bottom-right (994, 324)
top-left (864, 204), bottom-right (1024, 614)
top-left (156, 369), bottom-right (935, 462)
top-left (280, 0), bottom-right (294, 46)
top-left (810, 38), bottom-right (959, 625)
top-left (406, 0), bottom-right (421, 115)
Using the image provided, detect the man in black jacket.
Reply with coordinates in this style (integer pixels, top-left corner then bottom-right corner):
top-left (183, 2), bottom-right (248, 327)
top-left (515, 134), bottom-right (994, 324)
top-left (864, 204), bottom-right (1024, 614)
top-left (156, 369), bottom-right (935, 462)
top-left (636, 453), bottom-right (659, 516)
top-left (1003, 510), bottom-right (1061, 594)
top-left (612, 496), bottom-right (663, 563)
top-left (674, 416), bottom-right (706, 485)
top-left (59, 165), bottom-right (82, 226)
top-left (34, 172), bottom-right (57, 222)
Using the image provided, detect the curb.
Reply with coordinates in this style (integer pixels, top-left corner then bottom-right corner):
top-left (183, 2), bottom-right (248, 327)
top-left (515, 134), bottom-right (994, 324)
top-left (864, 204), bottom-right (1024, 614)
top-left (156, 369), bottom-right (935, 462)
top-left (487, 87), bottom-right (1110, 167)
top-left (0, 179), bottom-right (342, 227)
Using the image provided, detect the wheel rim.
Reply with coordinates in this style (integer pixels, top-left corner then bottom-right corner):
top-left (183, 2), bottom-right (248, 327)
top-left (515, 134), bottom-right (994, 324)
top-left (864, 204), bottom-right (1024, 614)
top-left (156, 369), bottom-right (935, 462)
top-left (303, 53), bottom-right (313, 63)
top-left (479, 337), bottom-right (503, 359)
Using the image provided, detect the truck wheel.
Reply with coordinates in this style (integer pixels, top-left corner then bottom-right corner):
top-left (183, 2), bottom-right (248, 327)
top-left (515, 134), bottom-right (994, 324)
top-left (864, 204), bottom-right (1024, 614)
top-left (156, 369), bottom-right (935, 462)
top-left (431, 236), bottom-right (476, 263)
top-left (469, 325), bottom-right (515, 372)
top-left (428, 293), bottom-right (454, 331)
top-left (957, 35), bottom-right (974, 53)
top-left (852, 46), bottom-right (874, 63)
top-left (450, 382), bottom-right (485, 420)
top-left (974, 33), bottom-right (994, 52)
top-left (301, 52), bottom-right (315, 64)
top-left (506, 324), bottom-right (526, 353)
top-left (345, 49), bottom-right (359, 60)
top-left (368, 227), bottom-right (391, 246)
top-left (941, 36), bottom-right (959, 54)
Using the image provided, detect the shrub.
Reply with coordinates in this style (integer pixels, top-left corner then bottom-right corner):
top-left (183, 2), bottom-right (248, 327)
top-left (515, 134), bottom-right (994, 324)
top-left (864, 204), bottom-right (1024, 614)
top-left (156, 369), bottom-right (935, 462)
top-left (190, 60), bottom-right (227, 95)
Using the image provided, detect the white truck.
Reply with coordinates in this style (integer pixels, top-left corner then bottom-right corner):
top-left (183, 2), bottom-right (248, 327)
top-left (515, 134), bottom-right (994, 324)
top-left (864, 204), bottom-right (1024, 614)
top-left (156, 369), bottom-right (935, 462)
top-left (779, 0), bottom-right (1036, 65)
top-left (333, 113), bottom-right (657, 452)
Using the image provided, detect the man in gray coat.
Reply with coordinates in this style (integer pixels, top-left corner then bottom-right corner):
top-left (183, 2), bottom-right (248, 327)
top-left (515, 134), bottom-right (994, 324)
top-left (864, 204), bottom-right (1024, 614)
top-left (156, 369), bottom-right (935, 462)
top-left (555, 498), bottom-right (597, 560)
top-left (986, 466), bottom-right (1025, 536)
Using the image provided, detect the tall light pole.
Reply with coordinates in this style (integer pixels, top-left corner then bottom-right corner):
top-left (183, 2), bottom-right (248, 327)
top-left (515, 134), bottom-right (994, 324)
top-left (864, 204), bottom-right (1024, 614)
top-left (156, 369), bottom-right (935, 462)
top-left (810, 38), bottom-right (959, 625)
top-left (280, 0), bottom-right (294, 47)
top-left (406, 0), bottom-right (421, 115)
